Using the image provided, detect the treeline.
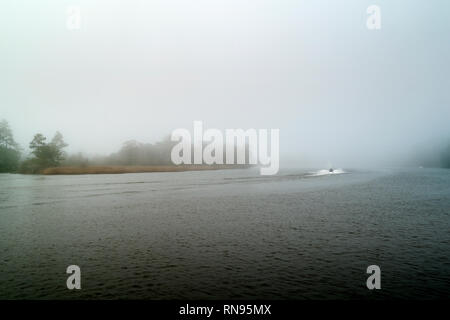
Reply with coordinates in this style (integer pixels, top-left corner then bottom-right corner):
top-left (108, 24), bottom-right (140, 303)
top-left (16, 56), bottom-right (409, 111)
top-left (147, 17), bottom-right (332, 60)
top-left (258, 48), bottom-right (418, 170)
top-left (59, 138), bottom-right (178, 168)
top-left (2, 118), bottom-right (450, 173)
top-left (441, 143), bottom-right (450, 168)
top-left (415, 140), bottom-right (450, 169)
top-left (0, 119), bottom-right (182, 173)
top-left (91, 138), bottom-right (177, 166)
top-left (0, 119), bottom-right (69, 173)
top-left (1, 119), bottom-right (231, 174)
top-left (65, 138), bottom-right (249, 167)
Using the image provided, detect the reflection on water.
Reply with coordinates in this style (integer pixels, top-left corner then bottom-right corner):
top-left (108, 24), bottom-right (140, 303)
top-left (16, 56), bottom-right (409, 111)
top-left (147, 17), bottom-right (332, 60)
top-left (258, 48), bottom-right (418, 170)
top-left (0, 168), bottom-right (449, 299)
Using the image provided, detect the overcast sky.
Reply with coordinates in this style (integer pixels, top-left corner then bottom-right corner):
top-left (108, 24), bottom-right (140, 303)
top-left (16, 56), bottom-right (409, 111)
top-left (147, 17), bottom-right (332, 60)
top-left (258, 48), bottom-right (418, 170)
top-left (1, 0), bottom-right (449, 167)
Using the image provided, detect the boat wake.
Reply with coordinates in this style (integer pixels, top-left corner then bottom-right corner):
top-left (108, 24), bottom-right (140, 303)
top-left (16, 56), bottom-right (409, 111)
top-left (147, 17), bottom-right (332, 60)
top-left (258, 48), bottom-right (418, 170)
top-left (308, 168), bottom-right (346, 176)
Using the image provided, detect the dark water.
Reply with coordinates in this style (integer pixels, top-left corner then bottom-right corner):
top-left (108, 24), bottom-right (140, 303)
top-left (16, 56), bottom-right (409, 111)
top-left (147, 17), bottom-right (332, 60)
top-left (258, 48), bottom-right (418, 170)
top-left (0, 168), bottom-right (449, 299)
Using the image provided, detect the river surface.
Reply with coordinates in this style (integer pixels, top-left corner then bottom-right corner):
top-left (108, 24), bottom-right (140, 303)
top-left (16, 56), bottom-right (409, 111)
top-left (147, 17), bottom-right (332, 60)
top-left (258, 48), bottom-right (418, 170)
top-left (0, 167), bottom-right (449, 299)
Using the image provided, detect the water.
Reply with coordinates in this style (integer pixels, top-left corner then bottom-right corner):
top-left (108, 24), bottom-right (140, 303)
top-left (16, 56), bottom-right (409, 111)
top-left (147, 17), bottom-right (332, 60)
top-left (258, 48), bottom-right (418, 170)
top-left (0, 167), bottom-right (449, 299)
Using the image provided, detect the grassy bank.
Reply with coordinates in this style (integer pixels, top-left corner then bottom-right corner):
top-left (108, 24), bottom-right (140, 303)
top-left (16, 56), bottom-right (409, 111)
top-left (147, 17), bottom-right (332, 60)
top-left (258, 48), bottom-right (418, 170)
top-left (40, 165), bottom-right (247, 175)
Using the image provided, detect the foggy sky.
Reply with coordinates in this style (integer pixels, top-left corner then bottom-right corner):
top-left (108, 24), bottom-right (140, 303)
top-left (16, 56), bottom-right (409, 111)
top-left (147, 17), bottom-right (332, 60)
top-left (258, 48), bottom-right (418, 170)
top-left (1, 0), bottom-right (449, 168)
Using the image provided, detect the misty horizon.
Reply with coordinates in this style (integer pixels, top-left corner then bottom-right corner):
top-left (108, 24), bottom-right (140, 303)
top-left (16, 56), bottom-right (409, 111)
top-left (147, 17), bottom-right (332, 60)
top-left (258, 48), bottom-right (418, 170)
top-left (2, 0), bottom-right (450, 168)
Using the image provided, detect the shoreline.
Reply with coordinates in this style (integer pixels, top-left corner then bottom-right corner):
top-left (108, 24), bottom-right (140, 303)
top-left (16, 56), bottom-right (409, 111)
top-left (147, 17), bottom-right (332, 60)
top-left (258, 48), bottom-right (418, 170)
top-left (40, 165), bottom-right (251, 175)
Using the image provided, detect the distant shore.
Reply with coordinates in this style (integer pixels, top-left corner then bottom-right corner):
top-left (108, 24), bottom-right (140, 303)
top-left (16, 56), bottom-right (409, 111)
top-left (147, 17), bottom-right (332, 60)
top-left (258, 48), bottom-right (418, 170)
top-left (40, 165), bottom-right (249, 175)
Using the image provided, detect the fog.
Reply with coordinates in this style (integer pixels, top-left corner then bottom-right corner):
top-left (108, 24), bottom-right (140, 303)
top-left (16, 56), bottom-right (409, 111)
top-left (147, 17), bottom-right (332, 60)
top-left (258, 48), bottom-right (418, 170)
top-left (1, 0), bottom-right (449, 168)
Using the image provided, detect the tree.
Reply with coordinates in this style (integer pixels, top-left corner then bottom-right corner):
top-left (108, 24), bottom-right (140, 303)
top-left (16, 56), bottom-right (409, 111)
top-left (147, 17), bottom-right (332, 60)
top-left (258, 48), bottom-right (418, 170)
top-left (0, 119), bottom-right (21, 172)
top-left (119, 140), bottom-right (141, 165)
top-left (50, 131), bottom-right (68, 164)
top-left (0, 119), bottom-right (18, 149)
top-left (26, 132), bottom-right (68, 171)
top-left (29, 133), bottom-right (47, 157)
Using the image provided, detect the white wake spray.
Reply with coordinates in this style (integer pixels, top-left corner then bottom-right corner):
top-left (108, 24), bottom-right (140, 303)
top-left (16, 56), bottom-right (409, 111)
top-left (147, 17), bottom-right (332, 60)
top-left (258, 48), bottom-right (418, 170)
top-left (309, 168), bottom-right (346, 176)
